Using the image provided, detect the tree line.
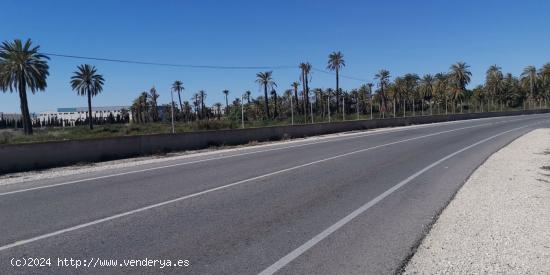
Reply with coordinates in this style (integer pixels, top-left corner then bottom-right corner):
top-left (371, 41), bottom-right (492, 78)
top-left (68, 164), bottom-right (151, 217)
top-left (2, 38), bottom-right (550, 135)
top-left (129, 53), bottom-right (550, 126)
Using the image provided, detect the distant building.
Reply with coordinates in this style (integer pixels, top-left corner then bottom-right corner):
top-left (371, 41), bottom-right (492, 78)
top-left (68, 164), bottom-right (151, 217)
top-left (0, 112), bottom-right (37, 121)
top-left (0, 112), bottom-right (39, 129)
top-left (37, 106), bottom-right (131, 126)
top-left (0, 112), bottom-right (22, 120)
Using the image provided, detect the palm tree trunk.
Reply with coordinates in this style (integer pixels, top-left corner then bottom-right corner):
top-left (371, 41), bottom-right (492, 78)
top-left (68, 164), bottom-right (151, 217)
top-left (305, 76), bottom-right (309, 117)
top-left (177, 91), bottom-right (183, 115)
top-left (327, 95), bottom-right (331, 122)
top-left (342, 97), bottom-right (345, 121)
top-left (315, 92), bottom-right (323, 114)
top-left (302, 70), bottom-right (307, 119)
top-left (225, 95), bottom-right (229, 115)
top-left (87, 92), bottom-right (93, 130)
top-left (274, 94), bottom-right (279, 118)
top-left (413, 97), bottom-right (416, 117)
top-left (370, 100), bottom-right (373, 119)
top-left (335, 69), bottom-right (339, 114)
top-left (294, 88), bottom-right (299, 115)
top-left (303, 90), bottom-right (307, 123)
top-left (201, 99), bottom-right (206, 120)
top-left (18, 82), bottom-right (33, 135)
top-left (263, 84), bottom-right (270, 119)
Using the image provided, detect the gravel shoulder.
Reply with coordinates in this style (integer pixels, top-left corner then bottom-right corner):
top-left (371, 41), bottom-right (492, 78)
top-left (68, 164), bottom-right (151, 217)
top-left (404, 128), bottom-right (550, 274)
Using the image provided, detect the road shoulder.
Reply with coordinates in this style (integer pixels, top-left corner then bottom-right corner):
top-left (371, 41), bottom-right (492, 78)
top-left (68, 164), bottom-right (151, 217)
top-left (0, 117), bottom-right (494, 186)
top-left (404, 128), bottom-right (550, 274)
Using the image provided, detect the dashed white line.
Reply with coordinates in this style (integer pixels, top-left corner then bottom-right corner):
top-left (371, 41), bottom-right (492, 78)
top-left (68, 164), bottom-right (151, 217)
top-left (1, 116), bottom-right (531, 196)
top-left (0, 119), bottom-right (514, 252)
top-left (258, 121), bottom-right (545, 275)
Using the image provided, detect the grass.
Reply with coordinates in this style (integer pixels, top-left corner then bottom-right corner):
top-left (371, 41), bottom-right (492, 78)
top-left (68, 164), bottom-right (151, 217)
top-left (0, 121), bottom-right (229, 145)
top-left (0, 106), bottom-right (534, 145)
top-left (0, 119), bottom-right (302, 145)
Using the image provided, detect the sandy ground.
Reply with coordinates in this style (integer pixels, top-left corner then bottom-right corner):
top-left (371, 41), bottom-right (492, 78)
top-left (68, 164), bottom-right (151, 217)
top-left (404, 128), bottom-right (550, 274)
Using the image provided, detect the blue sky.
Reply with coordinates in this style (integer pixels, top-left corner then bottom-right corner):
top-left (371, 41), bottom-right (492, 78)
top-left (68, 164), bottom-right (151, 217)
top-left (1, 0), bottom-right (549, 113)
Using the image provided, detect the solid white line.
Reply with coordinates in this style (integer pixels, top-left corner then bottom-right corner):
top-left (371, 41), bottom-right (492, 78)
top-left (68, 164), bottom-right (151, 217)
top-left (1, 116), bottom-right (526, 196)
top-left (258, 122), bottom-right (544, 275)
top-left (0, 119), bottom-right (512, 252)
top-left (1, 114), bottom-right (541, 194)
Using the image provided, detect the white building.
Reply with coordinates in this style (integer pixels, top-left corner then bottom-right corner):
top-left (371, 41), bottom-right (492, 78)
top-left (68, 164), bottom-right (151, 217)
top-left (0, 112), bottom-right (23, 120)
top-left (37, 106), bottom-right (131, 126)
top-left (0, 112), bottom-right (37, 121)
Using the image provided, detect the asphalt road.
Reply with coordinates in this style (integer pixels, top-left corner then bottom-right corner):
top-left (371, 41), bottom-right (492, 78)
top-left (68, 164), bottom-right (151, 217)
top-left (1, 113), bottom-right (549, 274)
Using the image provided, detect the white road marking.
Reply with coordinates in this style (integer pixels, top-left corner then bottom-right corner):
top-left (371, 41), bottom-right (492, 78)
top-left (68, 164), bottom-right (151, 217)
top-left (258, 121), bottom-right (545, 275)
top-left (0, 121), bottom-right (455, 188)
top-left (0, 118), bottom-right (527, 252)
top-left (0, 115), bottom-right (539, 196)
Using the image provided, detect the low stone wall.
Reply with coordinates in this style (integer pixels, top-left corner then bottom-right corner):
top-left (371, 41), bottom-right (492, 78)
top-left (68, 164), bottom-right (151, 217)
top-left (1, 109), bottom-right (548, 174)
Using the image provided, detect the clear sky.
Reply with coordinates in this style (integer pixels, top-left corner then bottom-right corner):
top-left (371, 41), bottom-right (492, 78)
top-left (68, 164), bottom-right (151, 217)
top-left (1, 0), bottom-right (549, 113)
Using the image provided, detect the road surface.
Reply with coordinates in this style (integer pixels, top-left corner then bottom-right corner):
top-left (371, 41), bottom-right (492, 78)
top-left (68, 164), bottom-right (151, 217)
top-left (1, 113), bottom-right (549, 274)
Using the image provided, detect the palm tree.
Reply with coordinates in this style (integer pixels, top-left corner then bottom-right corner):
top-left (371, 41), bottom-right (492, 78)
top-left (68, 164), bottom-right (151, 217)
top-left (472, 85), bottom-right (485, 112)
top-left (350, 89), bottom-right (359, 119)
top-left (182, 101), bottom-right (192, 121)
top-left (502, 73), bottom-right (519, 109)
top-left (404, 74), bottom-right (420, 116)
top-left (449, 62), bottom-right (472, 112)
top-left (291, 81), bottom-right (300, 112)
top-left (449, 62), bottom-right (472, 90)
top-left (326, 88), bottom-right (334, 121)
top-left (245, 90), bottom-right (252, 104)
top-left (313, 87), bottom-right (323, 114)
top-left (521, 65), bottom-right (537, 109)
top-left (130, 97), bottom-right (142, 123)
top-left (148, 86), bottom-right (159, 121)
top-left (256, 71), bottom-right (276, 118)
top-left (420, 74), bottom-right (434, 115)
top-left (434, 73), bottom-right (449, 114)
top-left (358, 84), bottom-right (369, 115)
top-left (270, 89), bottom-right (279, 118)
top-left (375, 69), bottom-right (390, 117)
top-left (485, 65), bottom-right (503, 111)
top-left (0, 39), bottom-right (49, 135)
top-left (223, 89), bottom-right (230, 115)
top-left (299, 62), bottom-right (312, 118)
top-left (367, 83), bottom-right (374, 119)
top-left (327, 51), bottom-right (345, 113)
top-left (198, 90), bottom-right (207, 119)
top-left (386, 83), bottom-right (397, 117)
top-left (172, 80), bottom-right (184, 113)
top-left (539, 63), bottom-right (550, 108)
top-left (394, 76), bottom-right (407, 117)
top-left (214, 102), bottom-right (223, 120)
top-left (448, 83), bottom-right (463, 113)
top-left (192, 93), bottom-right (199, 119)
top-left (70, 64), bottom-right (105, 130)
top-left (139, 92), bottom-right (149, 122)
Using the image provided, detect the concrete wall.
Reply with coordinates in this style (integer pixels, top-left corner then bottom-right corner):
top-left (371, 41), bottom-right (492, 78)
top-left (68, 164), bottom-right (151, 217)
top-left (1, 109), bottom-right (548, 174)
